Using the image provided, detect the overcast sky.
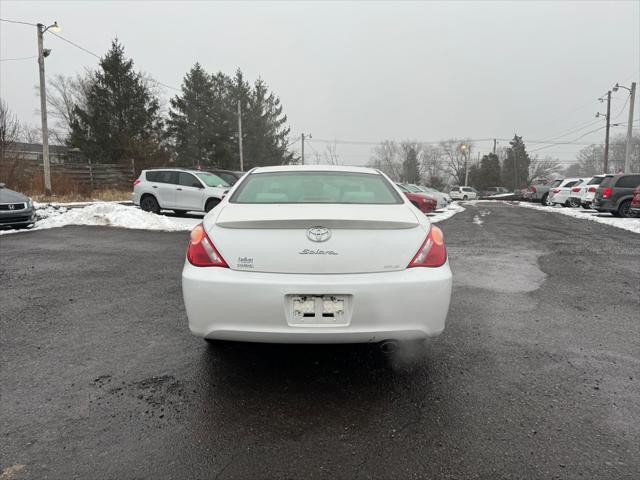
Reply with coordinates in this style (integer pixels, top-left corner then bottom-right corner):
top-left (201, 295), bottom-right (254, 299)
top-left (1, 0), bottom-right (638, 166)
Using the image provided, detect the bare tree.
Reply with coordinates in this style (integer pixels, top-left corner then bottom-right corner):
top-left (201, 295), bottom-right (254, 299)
top-left (0, 99), bottom-right (21, 163)
top-left (46, 70), bottom-right (94, 143)
top-left (527, 155), bottom-right (562, 184)
top-left (439, 138), bottom-right (473, 185)
top-left (369, 140), bottom-right (401, 180)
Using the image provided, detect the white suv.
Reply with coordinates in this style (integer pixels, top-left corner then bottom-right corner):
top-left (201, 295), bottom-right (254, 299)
top-left (133, 169), bottom-right (230, 214)
top-left (449, 186), bottom-right (478, 200)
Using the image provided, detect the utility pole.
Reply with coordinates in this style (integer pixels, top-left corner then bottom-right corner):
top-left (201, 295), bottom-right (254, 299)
top-left (37, 23), bottom-right (52, 195)
top-left (237, 100), bottom-right (244, 171)
top-left (624, 82), bottom-right (636, 173)
top-left (493, 139), bottom-right (497, 155)
top-left (464, 149), bottom-right (470, 186)
top-left (301, 133), bottom-right (305, 165)
top-left (603, 90), bottom-right (612, 173)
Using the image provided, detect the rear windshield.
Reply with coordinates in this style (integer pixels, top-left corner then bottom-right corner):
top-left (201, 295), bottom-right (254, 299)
top-left (564, 181), bottom-right (579, 188)
top-left (230, 171), bottom-right (403, 204)
top-left (587, 176), bottom-right (604, 185)
top-left (212, 172), bottom-right (239, 185)
top-left (600, 176), bottom-right (614, 187)
top-left (551, 179), bottom-right (562, 187)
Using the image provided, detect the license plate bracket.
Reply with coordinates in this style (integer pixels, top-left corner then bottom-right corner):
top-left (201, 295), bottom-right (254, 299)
top-left (289, 295), bottom-right (349, 326)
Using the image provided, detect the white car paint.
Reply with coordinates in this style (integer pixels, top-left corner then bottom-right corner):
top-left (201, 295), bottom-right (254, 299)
top-left (182, 165), bottom-right (452, 344)
top-left (548, 178), bottom-right (586, 206)
top-left (132, 168), bottom-right (229, 213)
top-left (572, 175), bottom-right (606, 208)
top-left (449, 186), bottom-right (478, 200)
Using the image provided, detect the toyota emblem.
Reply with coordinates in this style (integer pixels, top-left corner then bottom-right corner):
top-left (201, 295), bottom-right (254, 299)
top-left (306, 226), bottom-right (331, 243)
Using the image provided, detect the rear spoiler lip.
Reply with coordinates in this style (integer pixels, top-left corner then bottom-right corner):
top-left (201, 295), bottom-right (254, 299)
top-left (215, 219), bottom-right (420, 229)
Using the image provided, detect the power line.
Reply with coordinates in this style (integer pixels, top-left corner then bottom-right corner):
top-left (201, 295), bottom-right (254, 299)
top-left (48, 31), bottom-right (100, 58)
top-left (0, 55), bottom-right (37, 62)
top-left (0, 17), bottom-right (36, 26)
top-left (529, 126), bottom-right (607, 153)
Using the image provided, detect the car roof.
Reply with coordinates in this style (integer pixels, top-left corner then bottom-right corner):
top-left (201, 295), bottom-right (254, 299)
top-left (250, 165), bottom-right (381, 175)
top-left (144, 167), bottom-right (204, 174)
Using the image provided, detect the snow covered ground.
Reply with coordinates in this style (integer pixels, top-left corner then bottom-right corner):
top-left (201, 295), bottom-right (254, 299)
top-left (0, 203), bottom-right (202, 236)
top-left (516, 201), bottom-right (640, 234)
top-left (428, 202), bottom-right (465, 223)
top-left (1, 201), bottom-right (466, 236)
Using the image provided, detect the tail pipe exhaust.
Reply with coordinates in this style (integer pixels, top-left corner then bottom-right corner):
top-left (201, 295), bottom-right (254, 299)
top-left (380, 340), bottom-right (399, 355)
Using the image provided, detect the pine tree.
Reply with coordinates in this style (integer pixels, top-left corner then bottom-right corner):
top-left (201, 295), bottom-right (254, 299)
top-left (167, 63), bottom-right (216, 168)
top-left (68, 39), bottom-right (163, 165)
top-left (502, 135), bottom-right (531, 190)
top-left (400, 142), bottom-right (421, 183)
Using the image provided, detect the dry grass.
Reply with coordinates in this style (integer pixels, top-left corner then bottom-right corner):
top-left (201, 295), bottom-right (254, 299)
top-left (31, 189), bottom-right (131, 203)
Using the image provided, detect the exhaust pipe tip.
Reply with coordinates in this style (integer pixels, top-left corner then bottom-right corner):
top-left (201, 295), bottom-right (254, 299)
top-left (380, 340), bottom-right (399, 355)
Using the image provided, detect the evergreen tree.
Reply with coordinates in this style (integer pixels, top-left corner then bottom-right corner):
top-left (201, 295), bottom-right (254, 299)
top-left (68, 39), bottom-right (163, 165)
top-left (167, 63), bottom-right (216, 168)
top-left (471, 153), bottom-right (501, 190)
top-left (400, 142), bottom-right (421, 183)
top-left (502, 135), bottom-right (531, 190)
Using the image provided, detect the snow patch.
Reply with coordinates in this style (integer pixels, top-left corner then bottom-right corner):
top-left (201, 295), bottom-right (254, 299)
top-left (472, 215), bottom-right (484, 225)
top-left (1, 203), bottom-right (202, 235)
top-left (428, 202), bottom-right (465, 223)
top-left (516, 202), bottom-right (640, 234)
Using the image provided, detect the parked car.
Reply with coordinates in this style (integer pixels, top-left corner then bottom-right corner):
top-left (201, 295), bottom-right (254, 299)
top-left (630, 185), bottom-right (640, 215)
top-left (481, 186), bottom-right (510, 197)
top-left (547, 178), bottom-right (585, 206)
top-left (182, 165), bottom-right (452, 345)
top-left (592, 173), bottom-right (640, 217)
top-left (0, 183), bottom-right (36, 229)
top-left (396, 184), bottom-right (438, 213)
top-left (406, 184), bottom-right (449, 209)
top-left (524, 178), bottom-right (562, 206)
top-left (449, 186), bottom-right (478, 200)
top-left (208, 169), bottom-right (244, 186)
top-left (569, 175), bottom-right (606, 209)
top-left (133, 168), bottom-right (230, 214)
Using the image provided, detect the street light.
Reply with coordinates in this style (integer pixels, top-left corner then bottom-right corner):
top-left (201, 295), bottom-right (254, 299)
top-left (36, 21), bottom-right (60, 195)
top-left (459, 143), bottom-right (470, 186)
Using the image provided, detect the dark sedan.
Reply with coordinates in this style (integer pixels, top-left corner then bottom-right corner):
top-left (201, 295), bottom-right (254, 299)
top-left (0, 183), bottom-right (36, 228)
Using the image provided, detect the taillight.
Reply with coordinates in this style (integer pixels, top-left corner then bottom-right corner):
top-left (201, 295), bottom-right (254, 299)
top-left (408, 226), bottom-right (447, 268)
top-left (602, 187), bottom-right (613, 199)
top-left (530, 186), bottom-right (537, 193)
top-left (571, 187), bottom-right (581, 192)
top-left (133, 179), bottom-right (141, 187)
top-left (552, 189), bottom-right (560, 193)
top-left (588, 187), bottom-right (596, 193)
top-left (187, 224), bottom-right (229, 267)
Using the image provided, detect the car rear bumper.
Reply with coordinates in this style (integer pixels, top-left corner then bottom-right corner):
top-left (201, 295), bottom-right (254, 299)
top-left (182, 262), bottom-right (452, 343)
top-left (592, 198), bottom-right (616, 211)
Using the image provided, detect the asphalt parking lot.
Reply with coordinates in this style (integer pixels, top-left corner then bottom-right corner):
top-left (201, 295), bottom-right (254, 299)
top-left (1, 202), bottom-right (639, 479)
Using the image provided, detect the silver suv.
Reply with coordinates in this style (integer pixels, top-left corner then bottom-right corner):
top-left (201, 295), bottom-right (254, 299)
top-left (132, 169), bottom-right (230, 214)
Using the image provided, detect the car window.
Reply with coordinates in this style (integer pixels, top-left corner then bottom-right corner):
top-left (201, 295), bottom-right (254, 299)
top-left (211, 172), bottom-right (238, 185)
top-left (599, 176), bottom-right (614, 187)
top-left (145, 171), bottom-right (159, 182)
top-left (178, 172), bottom-right (203, 188)
top-left (196, 172), bottom-right (229, 188)
top-left (405, 184), bottom-right (422, 193)
top-left (564, 181), bottom-right (579, 188)
top-left (396, 184), bottom-right (409, 192)
top-left (231, 171), bottom-right (403, 204)
top-left (587, 177), bottom-right (604, 185)
top-left (147, 170), bottom-right (177, 184)
top-left (615, 175), bottom-right (640, 188)
top-left (551, 179), bottom-right (562, 187)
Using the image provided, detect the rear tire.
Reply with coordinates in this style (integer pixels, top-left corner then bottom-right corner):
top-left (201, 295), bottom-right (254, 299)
top-left (581, 203), bottom-right (591, 209)
top-left (540, 193), bottom-right (550, 206)
top-left (140, 195), bottom-right (160, 214)
top-left (618, 200), bottom-right (637, 218)
top-left (463, 195), bottom-right (468, 201)
top-left (205, 198), bottom-right (220, 213)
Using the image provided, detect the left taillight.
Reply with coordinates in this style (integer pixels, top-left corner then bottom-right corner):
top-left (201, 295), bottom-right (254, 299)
top-left (133, 179), bottom-right (141, 187)
top-left (408, 226), bottom-right (447, 268)
top-left (571, 187), bottom-right (581, 192)
top-left (187, 224), bottom-right (229, 267)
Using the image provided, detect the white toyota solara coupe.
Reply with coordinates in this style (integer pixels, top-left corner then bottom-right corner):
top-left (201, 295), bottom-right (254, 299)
top-left (182, 165), bottom-right (452, 344)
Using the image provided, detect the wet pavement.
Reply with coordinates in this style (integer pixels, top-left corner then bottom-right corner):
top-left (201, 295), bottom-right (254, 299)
top-left (1, 202), bottom-right (639, 479)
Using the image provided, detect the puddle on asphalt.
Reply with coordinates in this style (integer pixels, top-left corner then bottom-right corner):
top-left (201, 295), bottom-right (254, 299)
top-left (450, 250), bottom-right (547, 293)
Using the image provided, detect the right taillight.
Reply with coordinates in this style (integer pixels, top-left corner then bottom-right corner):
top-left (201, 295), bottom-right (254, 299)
top-left (588, 187), bottom-right (596, 193)
top-left (602, 187), bottom-right (613, 199)
top-left (571, 187), bottom-right (581, 192)
top-left (133, 179), bottom-right (141, 187)
top-left (530, 186), bottom-right (537, 193)
top-left (408, 226), bottom-right (447, 268)
top-left (552, 189), bottom-right (560, 193)
top-left (187, 224), bottom-right (229, 267)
